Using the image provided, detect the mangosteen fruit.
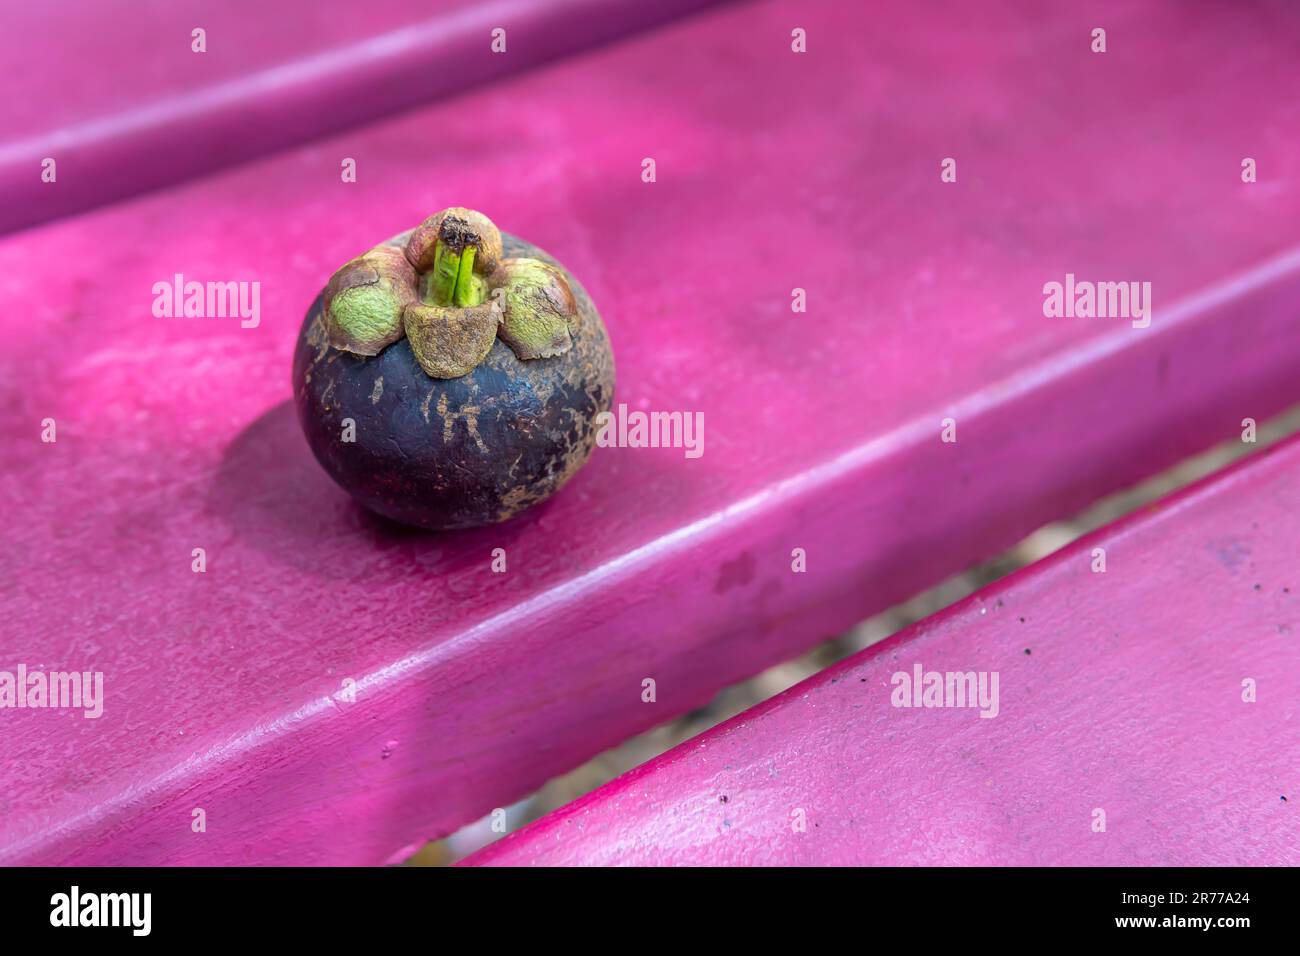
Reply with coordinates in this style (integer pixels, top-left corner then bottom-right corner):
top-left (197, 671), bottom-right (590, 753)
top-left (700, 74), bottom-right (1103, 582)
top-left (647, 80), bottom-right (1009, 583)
top-left (292, 208), bottom-right (615, 530)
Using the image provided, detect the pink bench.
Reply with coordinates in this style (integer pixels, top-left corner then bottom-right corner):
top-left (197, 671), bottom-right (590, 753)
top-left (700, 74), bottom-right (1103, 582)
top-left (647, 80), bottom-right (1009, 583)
top-left (0, 0), bottom-right (723, 234)
top-left (2, 0), bottom-right (1299, 866)
top-left (466, 434), bottom-right (1300, 866)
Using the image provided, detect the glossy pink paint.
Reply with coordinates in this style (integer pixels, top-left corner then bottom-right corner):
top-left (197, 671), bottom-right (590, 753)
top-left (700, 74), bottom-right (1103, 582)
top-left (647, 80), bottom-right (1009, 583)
top-left (2, 0), bottom-right (1300, 865)
top-left (468, 437), bottom-right (1300, 866)
top-left (0, 0), bottom-right (725, 234)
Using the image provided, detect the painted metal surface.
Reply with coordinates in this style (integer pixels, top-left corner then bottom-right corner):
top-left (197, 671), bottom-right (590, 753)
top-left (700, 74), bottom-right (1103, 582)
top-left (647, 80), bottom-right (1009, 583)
top-left (0, 0), bottom-right (726, 235)
top-left (2, 0), bottom-right (1299, 865)
top-left (468, 436), bottom-right (1300, 865)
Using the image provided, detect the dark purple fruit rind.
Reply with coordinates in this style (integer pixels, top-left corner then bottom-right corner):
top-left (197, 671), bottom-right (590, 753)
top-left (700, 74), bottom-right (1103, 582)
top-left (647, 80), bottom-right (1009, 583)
top-left (292, 232), bottom-right (615, 530)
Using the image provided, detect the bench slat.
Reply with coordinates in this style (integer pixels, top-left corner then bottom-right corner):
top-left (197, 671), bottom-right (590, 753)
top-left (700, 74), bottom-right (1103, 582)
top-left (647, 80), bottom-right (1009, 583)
top-left (467, 436), bottom-right (1300, 865)
top-left (3, 0), bottom-right (1300, 865)
top-left (0, 0), bottom-right (724, 235)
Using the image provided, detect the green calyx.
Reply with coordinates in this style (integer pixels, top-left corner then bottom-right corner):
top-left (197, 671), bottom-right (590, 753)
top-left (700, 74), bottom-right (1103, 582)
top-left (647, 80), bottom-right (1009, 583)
top-left (322, 246), bottom-right (417, 356)
top-left (323, 208), bottom-right (579, 380)
top-left (490, 258), bottom-right (576, 360)
top-left (404, 302), bottom-right (497, 379)
top-left (330, 285), bottom-right (402, 348)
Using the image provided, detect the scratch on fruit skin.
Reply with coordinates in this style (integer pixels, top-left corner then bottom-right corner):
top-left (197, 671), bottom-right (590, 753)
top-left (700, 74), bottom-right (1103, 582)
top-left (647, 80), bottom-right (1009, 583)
top-left (463, 406), bottom-right (488, 454)
top-left (371, 376), bottom-right (384, 404)
top-left (307, 310), bottom-right (330, 363)
top-left (437, 394), bottom-right (451, 442)
top-left (434, 393), bottom-right (489, 453)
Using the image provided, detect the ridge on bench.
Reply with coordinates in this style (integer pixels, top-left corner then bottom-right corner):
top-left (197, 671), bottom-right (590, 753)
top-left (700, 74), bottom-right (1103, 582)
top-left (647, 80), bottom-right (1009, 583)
top-left (467, 435), bottom-right (1300, 866)
top-left (0, 0), bottom-right (725, 235)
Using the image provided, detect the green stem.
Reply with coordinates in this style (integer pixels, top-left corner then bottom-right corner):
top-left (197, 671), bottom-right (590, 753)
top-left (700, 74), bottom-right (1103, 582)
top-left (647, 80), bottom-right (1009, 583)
top-left (428, 242), bottom-right (459, 305)
top-left (427, 241), bottom-right (482, 307)
top-left (453, 245), bottom-right (477, 307)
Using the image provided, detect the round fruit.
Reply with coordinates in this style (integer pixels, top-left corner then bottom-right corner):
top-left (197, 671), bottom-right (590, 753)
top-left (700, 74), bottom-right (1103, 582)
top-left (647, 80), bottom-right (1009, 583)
top-left (293, 219), bottom-right (615, 530)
